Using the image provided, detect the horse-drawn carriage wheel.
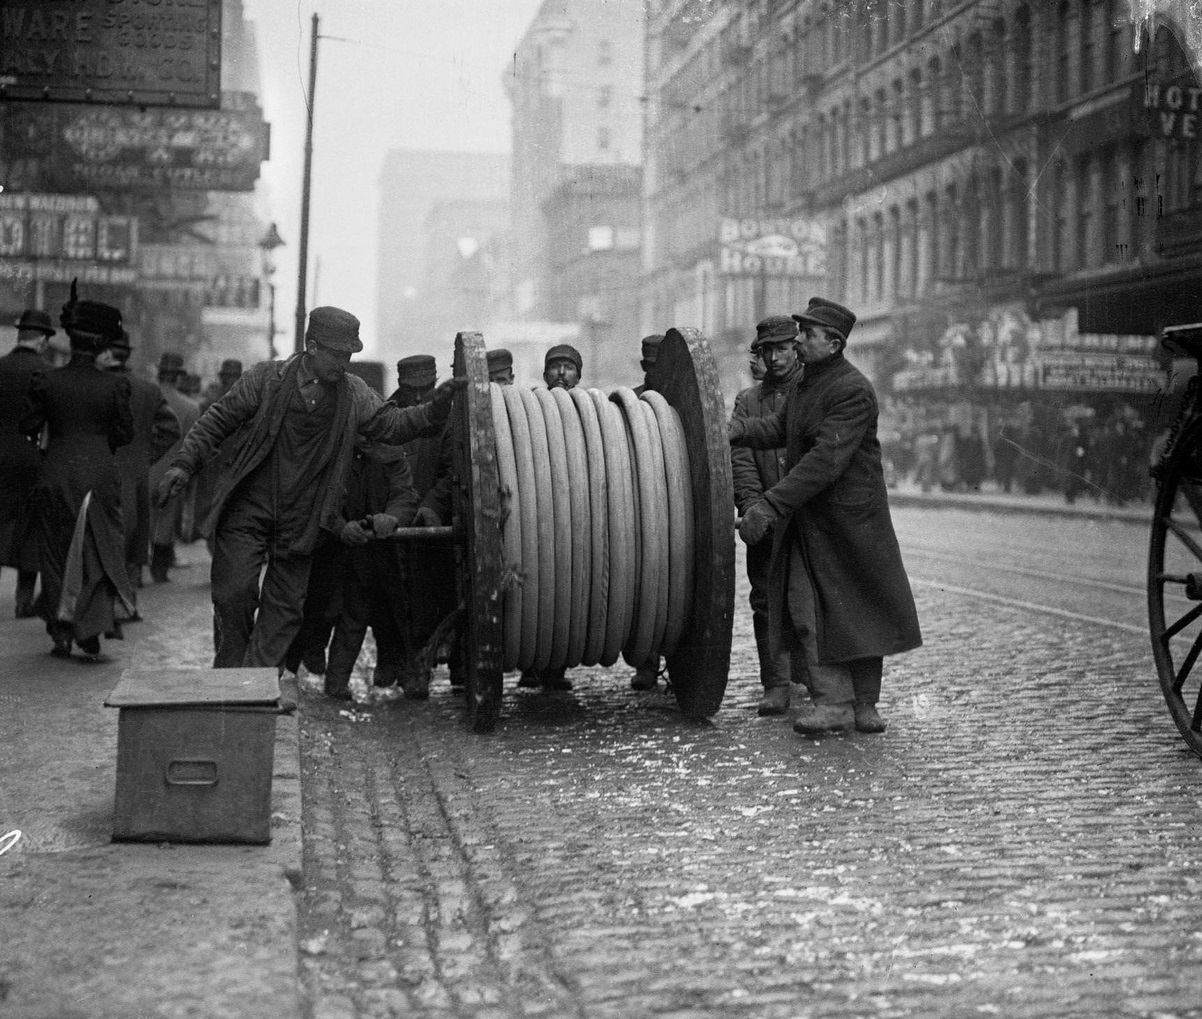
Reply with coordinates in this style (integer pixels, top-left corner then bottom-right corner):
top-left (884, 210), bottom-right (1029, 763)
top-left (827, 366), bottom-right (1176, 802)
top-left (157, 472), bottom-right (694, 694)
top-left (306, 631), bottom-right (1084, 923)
top-left (1148, 418), bottom-right (1202, 760)
top-left (452, 331), bottom-right (504, 733)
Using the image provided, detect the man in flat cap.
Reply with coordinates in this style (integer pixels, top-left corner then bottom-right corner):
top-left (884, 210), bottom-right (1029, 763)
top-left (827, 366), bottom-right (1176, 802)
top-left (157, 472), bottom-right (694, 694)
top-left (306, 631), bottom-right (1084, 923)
top-left (0, 309), bottom-right (55, 616)
top-left (629, 333), bottom-right (666, 691)
top-left (487, 348), bottom-right (514, 385)
top-left (730, 298), bottom-right (921, 736)
top-left (98, 335), bottom-right (180, 607)
top-left (157, 306), bottom-right (464, 671)
top-left (517, 343), bottom-right (586, 692)
top-left (542, 343), bottom-right (582, 392)
top-left (149, 350), bottom-right (201, 582)
top-left (387, 354), bottom-right (458, 696)
top-left (729, 315), bottom-right (804, 716)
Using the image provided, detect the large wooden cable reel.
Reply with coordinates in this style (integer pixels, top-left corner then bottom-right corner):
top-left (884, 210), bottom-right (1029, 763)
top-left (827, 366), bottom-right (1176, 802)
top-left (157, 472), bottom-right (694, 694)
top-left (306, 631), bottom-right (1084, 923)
top-left (446, 328), bottom-right (735, 733)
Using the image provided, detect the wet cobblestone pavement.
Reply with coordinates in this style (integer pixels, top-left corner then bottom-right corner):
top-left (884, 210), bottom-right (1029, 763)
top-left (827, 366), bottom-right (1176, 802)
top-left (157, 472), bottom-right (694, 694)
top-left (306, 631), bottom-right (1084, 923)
top-left (297, 510), bottom-right (1202, 1018)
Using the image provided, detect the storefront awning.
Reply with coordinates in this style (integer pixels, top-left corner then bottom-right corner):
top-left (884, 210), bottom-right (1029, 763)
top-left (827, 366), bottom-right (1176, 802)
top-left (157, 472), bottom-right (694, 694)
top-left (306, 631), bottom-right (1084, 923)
top-left (1037, 256), bottom-right (1202, 335)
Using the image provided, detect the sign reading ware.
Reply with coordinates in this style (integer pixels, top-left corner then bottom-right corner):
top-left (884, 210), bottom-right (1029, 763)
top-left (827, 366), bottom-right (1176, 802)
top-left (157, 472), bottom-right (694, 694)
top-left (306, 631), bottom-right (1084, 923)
top-left (0, 0), bottom-right (221, 109)
top-left (718, 216), bottom-right (826, 278)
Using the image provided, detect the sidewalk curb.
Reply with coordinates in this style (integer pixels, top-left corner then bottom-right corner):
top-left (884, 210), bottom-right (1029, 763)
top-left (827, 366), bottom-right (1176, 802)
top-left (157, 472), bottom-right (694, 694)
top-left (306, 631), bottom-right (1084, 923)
top-left (888, 488), bottom-right (1153, 524)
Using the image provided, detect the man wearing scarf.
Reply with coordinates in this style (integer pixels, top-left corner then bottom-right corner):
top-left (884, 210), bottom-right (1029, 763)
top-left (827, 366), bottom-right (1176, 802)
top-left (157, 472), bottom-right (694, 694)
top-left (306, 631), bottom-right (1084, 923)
top-left (157, 306), bottom-right (463, 670)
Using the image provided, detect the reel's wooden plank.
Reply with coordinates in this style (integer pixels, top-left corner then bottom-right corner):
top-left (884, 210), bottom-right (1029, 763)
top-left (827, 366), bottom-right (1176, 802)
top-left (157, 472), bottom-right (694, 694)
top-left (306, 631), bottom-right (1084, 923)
top-left (655, 328), bottom-right (736, 719)
top-left (451, 331), bottom-right (504, 732)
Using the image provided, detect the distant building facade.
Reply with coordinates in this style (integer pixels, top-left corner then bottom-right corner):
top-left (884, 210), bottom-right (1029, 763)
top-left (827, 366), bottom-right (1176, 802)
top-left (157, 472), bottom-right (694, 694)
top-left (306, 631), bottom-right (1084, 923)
top-left (375, 149), bottom-right (509, 362)
top-left (506, 0), bottom-right (644, 385)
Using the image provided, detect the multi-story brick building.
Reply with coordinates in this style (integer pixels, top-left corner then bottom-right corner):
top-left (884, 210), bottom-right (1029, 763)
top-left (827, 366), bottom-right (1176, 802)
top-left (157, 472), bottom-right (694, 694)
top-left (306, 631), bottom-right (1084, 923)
top-left (644, 0), bottom-right (1202, 493)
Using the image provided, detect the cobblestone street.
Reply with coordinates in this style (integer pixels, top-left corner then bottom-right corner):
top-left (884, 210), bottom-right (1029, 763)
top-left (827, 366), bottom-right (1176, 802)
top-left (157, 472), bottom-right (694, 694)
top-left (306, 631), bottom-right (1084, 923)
top-left (297, 508), bottom-right (1202, 1018)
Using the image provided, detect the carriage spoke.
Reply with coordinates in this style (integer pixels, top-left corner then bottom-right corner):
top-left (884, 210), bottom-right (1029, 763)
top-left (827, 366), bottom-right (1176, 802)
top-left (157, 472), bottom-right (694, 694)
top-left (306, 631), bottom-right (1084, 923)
top-left (1174, 629), bottom-right (1202, 694)
top-left (1163, 602), bottom-right (1202, 642)
top-left (1191, 687), bottom-right (1202, 733)
top-left (1165, 517), bottom-right (1202, 564)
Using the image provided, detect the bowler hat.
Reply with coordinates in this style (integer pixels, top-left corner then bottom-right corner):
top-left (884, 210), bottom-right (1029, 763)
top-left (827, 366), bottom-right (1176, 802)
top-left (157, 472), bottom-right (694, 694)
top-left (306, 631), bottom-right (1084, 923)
top-left (754, 315), bottom-right (799, 348)
top-left (14, 308), bottom-right (55, 337)
top-left (306, 306), bottom-right (363, 354)
top-left (396, 354), bottom-right (437, 388)
top-left (640, 334), bottom-right (664, 365)
top-left (486, 348), bottom-right (513, 371)
top-left (158, 351), bottom-right (185, 374)
top-left (218, 358), bottom-right (243, 378)
top-left (792, 298), bottom-right (856, 341)
top-left (544, 343), bottom-right (582, 374)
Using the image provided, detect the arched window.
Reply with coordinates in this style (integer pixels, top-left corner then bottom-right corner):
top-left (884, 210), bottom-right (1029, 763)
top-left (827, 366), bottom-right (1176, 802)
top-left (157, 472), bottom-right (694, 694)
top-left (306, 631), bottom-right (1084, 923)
top-left (963, 173), bottom-right (981, 276)
top-left (1056, 2), bottom-right (1073, 103)
top-left (859, 96), bottom-right (872, 165)
top-left (910, 68), bottom-right (925, 139)
top-left (965, 33), bottom-right (984, 112)
top-left (944, 182), bottom-right (959, 279)
top-left (1053, 160), bottom-right (1071, 271)
top-left (831, 105), bottom-right (843, 173)
top-left (926, 56), bottom-right (942, 130)
top-left (888, 205), bottom-right (902, 301)
top-left (989, 18), bottom-right (1007, 115)
top-left (871, 211), bottom-right (884, 303)
top-left (1011, 5), bottom-right (1031, 113)
top-left (875, 86), bottom-right (889, 156)
top-left (944, 44), bottom-right (963, 124)
top-left (922, 190), bottom-right (939, 294)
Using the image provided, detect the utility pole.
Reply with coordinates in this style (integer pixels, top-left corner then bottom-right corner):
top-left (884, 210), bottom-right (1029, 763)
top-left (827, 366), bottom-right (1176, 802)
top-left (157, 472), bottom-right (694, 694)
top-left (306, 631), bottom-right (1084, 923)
top-left (294, 12), bottom-right (319, 354)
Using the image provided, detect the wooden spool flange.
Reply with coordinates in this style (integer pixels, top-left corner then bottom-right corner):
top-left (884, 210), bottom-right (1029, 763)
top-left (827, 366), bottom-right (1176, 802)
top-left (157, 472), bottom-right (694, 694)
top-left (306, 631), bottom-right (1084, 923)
top-left (444, 328), bottom-right (735, 731)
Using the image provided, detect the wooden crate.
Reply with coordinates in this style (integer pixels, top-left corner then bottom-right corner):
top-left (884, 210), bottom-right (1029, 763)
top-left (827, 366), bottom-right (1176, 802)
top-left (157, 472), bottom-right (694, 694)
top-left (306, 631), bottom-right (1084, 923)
top-left (105, 668), bottom-right (281, 844)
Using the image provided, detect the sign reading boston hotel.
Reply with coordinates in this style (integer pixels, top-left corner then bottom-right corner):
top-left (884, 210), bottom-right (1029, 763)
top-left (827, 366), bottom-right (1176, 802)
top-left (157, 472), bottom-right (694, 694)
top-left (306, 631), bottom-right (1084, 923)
top-left (718, 217), bottom-right (826, 279)
top-left (0, 0), bottom-right (221, 109)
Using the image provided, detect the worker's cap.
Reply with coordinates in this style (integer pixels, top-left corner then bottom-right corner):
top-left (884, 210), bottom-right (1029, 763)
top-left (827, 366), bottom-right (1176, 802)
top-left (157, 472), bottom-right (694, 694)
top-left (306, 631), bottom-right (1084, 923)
top-left (753, 315), bottom-right (799, 349)
top-left (395, 354), bottom-right (437, 388)
top-left (792, 297), bottom-right (857, 342)
top-left (306, 306), bottom-right (363, 354)
top-left (544, 343), bottom-right (582, 373)
top-left (640, 334), bottom-right (664, 365)
top-left (486, 348), bottom-right (513, 372)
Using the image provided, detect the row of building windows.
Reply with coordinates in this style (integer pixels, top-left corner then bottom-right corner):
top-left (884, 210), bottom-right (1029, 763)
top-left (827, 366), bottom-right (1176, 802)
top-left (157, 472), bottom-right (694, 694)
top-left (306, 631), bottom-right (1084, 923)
top-left (656, 1), bottom-right (1138, 189)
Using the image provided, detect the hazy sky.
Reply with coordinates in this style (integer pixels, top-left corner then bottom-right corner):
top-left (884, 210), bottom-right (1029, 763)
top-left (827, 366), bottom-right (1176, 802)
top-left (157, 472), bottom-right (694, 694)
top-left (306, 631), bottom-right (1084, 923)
top-left (242, 0), bottom-right (545, 356)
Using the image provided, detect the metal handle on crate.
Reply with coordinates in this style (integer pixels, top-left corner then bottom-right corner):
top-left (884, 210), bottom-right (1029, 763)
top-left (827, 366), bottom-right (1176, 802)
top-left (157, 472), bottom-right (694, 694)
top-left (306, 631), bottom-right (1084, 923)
top-left (165, 758), bottom-right (219, 787)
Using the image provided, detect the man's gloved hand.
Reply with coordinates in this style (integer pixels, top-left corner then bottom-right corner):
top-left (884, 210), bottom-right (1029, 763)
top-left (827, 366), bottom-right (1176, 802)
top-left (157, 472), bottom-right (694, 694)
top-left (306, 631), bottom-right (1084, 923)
top-left (428, 377), bottom-right (468, 425)
top-left (413, 506), bottom-right (441, 528)
top-left (728, 418), bottom-right (746, 445)
top-left (738, 499), bottom-right (778, 546)
top-left (155, 466), bottom-right (190, 507)
top-left (369, 513), bottom-right (399, 538)
top-left (340, 519), bottom-right (370, 545)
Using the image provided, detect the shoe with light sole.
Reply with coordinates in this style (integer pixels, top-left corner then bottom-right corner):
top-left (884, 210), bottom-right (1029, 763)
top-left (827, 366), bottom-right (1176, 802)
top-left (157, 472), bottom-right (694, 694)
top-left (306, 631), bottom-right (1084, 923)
top-left (792, 703), bottom-right (854, 735)
top-left (854, 703), bottom-right (887, 733)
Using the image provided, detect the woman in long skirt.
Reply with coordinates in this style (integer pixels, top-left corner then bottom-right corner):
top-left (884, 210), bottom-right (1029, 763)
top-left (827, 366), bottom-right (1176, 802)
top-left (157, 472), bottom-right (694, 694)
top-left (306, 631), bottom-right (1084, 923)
top-left (19, 291), bottom-right (134, 660)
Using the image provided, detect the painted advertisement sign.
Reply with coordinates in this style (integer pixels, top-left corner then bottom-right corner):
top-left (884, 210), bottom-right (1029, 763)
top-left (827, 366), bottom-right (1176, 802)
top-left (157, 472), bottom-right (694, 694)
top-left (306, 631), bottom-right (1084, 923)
top-left (1, 90), bottom-right (268, 191)
top-left (717, 216), bottom-right (826, 278)
top-left (0, 0), bottom-right (222, 108)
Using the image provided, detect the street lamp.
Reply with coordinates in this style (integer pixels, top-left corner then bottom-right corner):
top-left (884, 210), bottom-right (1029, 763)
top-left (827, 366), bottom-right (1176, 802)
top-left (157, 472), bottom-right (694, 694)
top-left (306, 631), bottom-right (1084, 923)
top-left (259, 221), bottom-right (285, 359)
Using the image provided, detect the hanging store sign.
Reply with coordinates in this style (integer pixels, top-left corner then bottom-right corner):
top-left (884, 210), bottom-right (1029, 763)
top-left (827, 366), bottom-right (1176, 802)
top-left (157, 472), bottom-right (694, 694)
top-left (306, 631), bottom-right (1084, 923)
top-left (1144, 74), bottom-right (1202, 139)
top-left (0, 192), bottom-right (135, 262)
top-left (1036, 352), bottom-right (1163, 392)
top-left (1, 90), bottom-right (268, 191)
top-left (717, 216), bottom-right (826, 278)
top-left (0, 0), bottom-right (221, 108)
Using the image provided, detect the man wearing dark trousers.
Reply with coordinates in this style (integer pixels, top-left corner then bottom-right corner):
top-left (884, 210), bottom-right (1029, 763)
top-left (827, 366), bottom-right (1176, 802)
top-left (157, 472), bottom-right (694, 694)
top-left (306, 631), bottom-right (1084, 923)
top-left (156, 306), bottom-right (463, 670)
top-left (730, 298), bottom-right (921, 736)
top-left (0, 309), bottom-right (54, 617)
top-left (730, 315), bottom-right (802, 716)
top-left (150, 352), bottom-right (201, 582)
top-left (100, 336), bottom-right (180, 613)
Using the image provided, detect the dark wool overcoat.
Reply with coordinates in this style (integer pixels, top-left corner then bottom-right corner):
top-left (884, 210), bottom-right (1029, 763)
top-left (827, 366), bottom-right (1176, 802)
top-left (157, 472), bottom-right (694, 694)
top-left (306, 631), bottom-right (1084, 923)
top-left (735, 352), bottom-right (922, 665)
top-left (0, 345), bottom-right (47, 569)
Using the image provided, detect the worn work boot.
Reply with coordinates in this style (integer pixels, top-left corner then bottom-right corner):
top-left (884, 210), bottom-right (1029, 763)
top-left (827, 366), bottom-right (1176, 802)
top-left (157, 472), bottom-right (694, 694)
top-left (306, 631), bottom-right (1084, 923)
top-left (854, 702), bottom-right (887, 734)
top-left (324, 674), bottom-right (352, 701)
top-left (401, 668), bottom-right (432, 700)
top-left (792, 702), bottom-right (855, 736)
top-left (630, 664), bottom-right (659, 691)
top-left (149, 544), bottom-right (172, 583)
top-left (757, 685), bottom-right (790, 716)
top-left (302, 650), bottom-right (327, 676)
